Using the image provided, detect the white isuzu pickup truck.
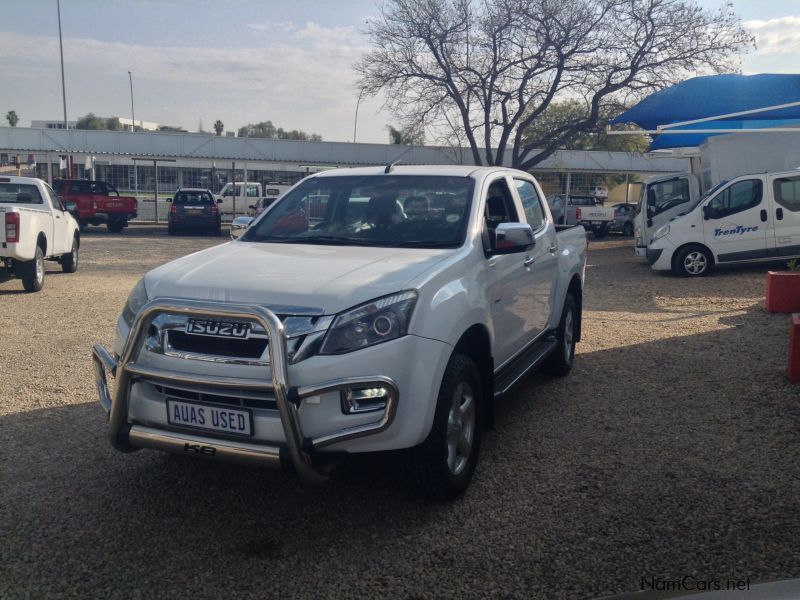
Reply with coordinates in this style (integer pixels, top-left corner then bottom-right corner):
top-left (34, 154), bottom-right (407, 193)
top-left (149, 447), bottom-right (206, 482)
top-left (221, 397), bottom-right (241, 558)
top-left (1, 175), bottom-right (80, 292)
top-left (93, 166), bottom-right (587, 499)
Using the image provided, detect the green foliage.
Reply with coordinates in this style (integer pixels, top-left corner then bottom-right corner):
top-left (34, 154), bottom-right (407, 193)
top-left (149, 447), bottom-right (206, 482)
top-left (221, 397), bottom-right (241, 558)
top-left (6, 110), bottom-right (19, 127)
top-left (157, 125), bottom-right (187, 132)
top-left (237, 121), bottom-right (322, 141)
top-left (76, 113), bottom-right (106, 130)
top-left (788, 259), bottom-right (800, 273)
top-left (387, 124), bottom-right (425, 145)
top-left (522, 100), bottom-right (650, 153)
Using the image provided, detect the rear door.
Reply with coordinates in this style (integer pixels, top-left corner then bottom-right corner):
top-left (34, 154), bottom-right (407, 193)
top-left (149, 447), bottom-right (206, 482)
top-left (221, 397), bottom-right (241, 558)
top-left (701, 176), bottom-right (772, 263)
top-left (770, 173), bottom-right (800, 258)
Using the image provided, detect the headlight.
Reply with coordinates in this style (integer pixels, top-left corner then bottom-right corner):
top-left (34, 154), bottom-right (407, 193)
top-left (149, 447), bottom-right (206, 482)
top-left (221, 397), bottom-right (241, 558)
top-left (320, 290), bottom-right (418, 354)
top-left (651, 224), bottom-right (670, 243)
top-left (122, 278), bottom-right (149, 327)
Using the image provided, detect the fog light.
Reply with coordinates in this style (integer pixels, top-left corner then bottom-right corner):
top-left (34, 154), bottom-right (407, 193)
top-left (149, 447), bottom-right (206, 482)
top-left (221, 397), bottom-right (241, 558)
top-left (341, 385), bottom-right (390, 414)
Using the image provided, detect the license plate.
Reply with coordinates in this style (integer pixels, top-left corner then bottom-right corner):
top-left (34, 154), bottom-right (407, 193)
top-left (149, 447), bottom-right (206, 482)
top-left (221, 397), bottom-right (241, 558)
top-left (106, 202), bottom-right (123, 208)
top-left (187, 208), bottom-right (202, 215)
top-left (167, 399), bottom-right (253, 436)
top-left (186, 319), bottom-right (250, 338)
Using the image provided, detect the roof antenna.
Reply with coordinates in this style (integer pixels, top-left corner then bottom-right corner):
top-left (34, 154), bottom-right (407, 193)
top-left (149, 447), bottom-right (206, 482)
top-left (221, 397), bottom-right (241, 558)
top-left (384, 160), bottom-right (401, 174)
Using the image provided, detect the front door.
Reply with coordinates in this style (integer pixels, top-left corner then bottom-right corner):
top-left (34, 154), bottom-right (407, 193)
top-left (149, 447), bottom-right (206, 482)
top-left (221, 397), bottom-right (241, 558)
top-left (702, 177), bottom-right (772, 263)
top-left (643, 175), bottom-right (696, 244)
top-left (513, 177), bottom-right (558, 337)
top-left (482, 176), bottom-right (536, 367)
top-left (770, 173), bottom-right (800, 258)
top-left (44, 184), bottom-right (69, 254)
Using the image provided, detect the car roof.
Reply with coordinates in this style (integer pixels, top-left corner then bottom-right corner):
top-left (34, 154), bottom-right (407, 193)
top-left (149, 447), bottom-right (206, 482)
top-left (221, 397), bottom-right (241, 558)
top-left (176, 188), bottom-right (211, 193)
top-left (308, 165), bottom-right (529, 179)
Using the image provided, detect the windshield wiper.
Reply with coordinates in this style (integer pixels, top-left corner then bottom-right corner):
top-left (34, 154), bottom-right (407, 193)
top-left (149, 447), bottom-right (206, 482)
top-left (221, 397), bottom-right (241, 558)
top-left (392, 240), bottom-right (459, 248)
top-left (254, 235), bottom-right (388, 246)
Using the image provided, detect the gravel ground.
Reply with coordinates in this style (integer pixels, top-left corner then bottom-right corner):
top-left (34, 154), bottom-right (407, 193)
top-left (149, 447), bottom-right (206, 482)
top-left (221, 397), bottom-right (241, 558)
top-left (1, 226), bottom-right (799, 599)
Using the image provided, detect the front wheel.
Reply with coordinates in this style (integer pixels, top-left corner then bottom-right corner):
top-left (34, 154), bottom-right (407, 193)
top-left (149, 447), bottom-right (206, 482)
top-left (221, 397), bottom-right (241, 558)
top-left (22, 246), bottom-right (45, 293)
top-left (61, 236), bottom-right (79, 273)
top-left (399, 353), bottom-right (482, 500)
top-left (542, 294), bottom-right (577, 376)
top-left (674, 246), bottom-right (712, 277)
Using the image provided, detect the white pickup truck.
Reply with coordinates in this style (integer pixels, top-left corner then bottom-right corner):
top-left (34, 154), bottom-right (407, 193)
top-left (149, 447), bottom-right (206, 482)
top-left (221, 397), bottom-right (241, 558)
top-left (1, 175), bottom-right (80, 292)
top-left (93, 166), bottom-right (587, 499)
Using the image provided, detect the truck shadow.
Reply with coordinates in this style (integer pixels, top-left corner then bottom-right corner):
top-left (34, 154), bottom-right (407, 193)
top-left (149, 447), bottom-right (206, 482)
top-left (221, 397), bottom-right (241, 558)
top-left (2, 302), bottom-right (799, 595)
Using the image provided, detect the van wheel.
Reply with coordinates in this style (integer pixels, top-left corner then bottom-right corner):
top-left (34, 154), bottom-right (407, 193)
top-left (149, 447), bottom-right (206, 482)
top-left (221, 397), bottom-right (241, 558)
top-left (61, 236), bottom-right (79, 273)
top-left (399, 353), bottom-right (482, 500)
top-left (22, 246), bottom-right (45, 293)
top-left (674, 246), bottom-right (712, 277)
top-left (542, 294), bottom-right (577, 376)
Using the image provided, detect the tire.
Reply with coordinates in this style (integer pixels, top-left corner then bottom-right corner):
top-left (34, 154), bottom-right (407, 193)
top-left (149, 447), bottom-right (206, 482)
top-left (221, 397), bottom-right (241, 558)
top-left (78, 220), bottom-right (88, 232)
top-left (168, 225), bottom-right (176, 236)
top-left (107, 221), bottom-right (125, 233)
top-left (213, 223), bottom-right (222, 237)
top-left (592, 224), bottom-right (608, 239)
top-left (61, 236), bottom-right (79, 273)
top-left (542, 294), bottom-right (577, 377)
top-left (623, 221), bottom-right (634, 237)
top-left (399, 353), bottom-right (483, 500)
top-left (674, 245), bottom-right (712, 277)
top-left (22, 246), bottom-right (45, 293)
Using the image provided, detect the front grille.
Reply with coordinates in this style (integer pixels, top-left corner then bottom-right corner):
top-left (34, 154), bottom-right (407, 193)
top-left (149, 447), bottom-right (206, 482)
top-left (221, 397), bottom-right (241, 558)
top-left (168, 330), bottom-right (267, 359)
top-left (154, 384), bottom-right (277, 411)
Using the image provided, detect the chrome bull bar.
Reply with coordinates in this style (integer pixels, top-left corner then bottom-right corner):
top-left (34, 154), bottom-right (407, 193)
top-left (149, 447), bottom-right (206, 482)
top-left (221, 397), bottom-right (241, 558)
top-left (92, 298), bottom-right (398, 485)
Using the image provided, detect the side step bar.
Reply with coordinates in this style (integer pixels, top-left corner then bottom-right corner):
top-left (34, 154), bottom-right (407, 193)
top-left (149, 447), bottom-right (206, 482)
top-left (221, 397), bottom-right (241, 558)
top-left (494, 335), bottom-right (558, 398)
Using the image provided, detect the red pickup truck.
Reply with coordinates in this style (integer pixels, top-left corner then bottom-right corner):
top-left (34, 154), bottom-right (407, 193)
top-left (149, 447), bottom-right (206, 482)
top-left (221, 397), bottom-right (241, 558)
top-left (54, 179), bottom-right (138, 233)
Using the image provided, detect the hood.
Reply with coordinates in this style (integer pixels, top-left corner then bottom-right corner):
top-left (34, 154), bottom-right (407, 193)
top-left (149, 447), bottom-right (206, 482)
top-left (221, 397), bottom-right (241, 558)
top-left (145, 240), bottom-right (451, 314)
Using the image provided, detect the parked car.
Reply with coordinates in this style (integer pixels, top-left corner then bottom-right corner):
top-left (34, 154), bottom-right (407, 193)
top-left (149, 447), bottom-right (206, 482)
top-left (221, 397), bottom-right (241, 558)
top-left (0, 175), bottom-right (80, 292)
top-left (167, 188), bottom-right (222, 236)
top-left (92, 165), bottom-right (587, 500)
top-left (54, 179), bottom-right (138, 233)
top-left (215, 182), bottom-right (291, 220)
top-left (645, 169), bottom-right (800, 276)
top-left (608, 202), bottom-right (637, 236)
top-left (560, 195), bottom-right (616, 238)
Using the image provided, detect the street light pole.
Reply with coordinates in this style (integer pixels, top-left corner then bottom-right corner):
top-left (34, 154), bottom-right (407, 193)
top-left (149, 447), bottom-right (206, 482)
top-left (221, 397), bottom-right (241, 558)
top-left (127, 71), bottom-right (135, 132)
top-left (57, 0), bottom-right (67, 130)
top-left (353, 88), bottom-right (365, 143)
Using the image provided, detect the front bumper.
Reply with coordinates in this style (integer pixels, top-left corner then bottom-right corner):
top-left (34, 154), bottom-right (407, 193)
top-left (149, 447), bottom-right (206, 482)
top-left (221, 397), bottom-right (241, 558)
top-left (93, 298), bottom-right (402, 484)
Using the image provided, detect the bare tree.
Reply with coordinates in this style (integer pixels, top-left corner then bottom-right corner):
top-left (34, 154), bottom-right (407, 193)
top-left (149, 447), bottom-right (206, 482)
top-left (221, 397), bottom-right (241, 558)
top-left (356, 0), bottom-right (753, 170)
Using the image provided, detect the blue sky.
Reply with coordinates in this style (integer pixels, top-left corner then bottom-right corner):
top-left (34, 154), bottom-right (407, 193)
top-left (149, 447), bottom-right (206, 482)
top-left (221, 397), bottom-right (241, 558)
top-left (1, 0), bottom-right (798, 143)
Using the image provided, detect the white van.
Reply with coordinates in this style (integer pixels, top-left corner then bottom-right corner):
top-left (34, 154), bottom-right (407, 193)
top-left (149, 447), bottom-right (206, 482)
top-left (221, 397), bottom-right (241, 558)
top-left (646, 169), bottom-right (800, 276)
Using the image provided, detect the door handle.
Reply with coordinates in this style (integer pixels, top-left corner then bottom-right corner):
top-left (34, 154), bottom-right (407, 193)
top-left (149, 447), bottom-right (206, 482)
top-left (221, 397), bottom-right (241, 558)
top-left (548, 243), bottom-right (558, 253)
top-left (523, 256), bottom-right (535, 267)
top-left (760, 209), bottom-right (767, 222)
top-left (777, 208), bottom-right (784, 221)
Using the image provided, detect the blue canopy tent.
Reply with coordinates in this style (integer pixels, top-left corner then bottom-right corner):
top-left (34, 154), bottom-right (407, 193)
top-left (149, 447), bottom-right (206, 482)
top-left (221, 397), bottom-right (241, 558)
top-left (610, 74), bottom-right (800, 150)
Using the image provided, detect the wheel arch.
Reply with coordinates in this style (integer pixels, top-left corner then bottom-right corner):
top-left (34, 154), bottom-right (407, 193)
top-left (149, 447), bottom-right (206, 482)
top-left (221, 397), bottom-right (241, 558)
top-left (452, 324), bottom-right (495, 431)
top-left (36, 232), bottom-right (47, 255)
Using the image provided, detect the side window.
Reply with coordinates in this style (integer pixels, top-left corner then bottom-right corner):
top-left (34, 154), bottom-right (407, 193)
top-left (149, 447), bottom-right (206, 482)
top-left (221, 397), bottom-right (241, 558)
top-left (514, 179), bottom-right (545, 230)
top-left (44, 185), bottom-right (63, 210)
top-left (648, 177), bottom-right (691, 216)
top-left (707, 179), bottom-right (763, 219)
top-left (484, 178), bottom-right (519, 230)
top-left (91, 181), bottom-right (109, 195)
top-left (246, 185), bottom-right (260, 198)
top-left (774, 176), bottom-right (800, 212)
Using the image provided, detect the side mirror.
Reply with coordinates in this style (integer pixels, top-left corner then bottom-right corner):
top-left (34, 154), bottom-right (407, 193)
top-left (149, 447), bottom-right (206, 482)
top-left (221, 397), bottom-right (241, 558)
top-left (217, 198), bottom-right (223, 204)
top-left (230, 216), bottom-right (254, 240)
top-left (493, 223), bottom-right (535, 254)
top-left (166, 198), bottom-right (172, 203)
top-left (702, 205), bottom-right (711, 220)
top-left (249, 205), bottom-right (256, 210)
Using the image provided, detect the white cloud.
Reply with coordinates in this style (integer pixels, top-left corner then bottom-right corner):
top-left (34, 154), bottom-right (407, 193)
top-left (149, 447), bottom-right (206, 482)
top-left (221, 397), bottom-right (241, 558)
top-left (0, 25), bottom-right (386, 140)
top-left (744, 15), bottom-right (800, 55)
top-left (246, 20), bottom-right (297, 33)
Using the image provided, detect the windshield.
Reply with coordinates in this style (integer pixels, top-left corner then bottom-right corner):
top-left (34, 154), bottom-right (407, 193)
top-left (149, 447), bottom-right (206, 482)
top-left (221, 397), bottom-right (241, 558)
top-left (242, 175), bottom-right (474, 248)
top-left (0, 183), bottom-right (43, 204)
